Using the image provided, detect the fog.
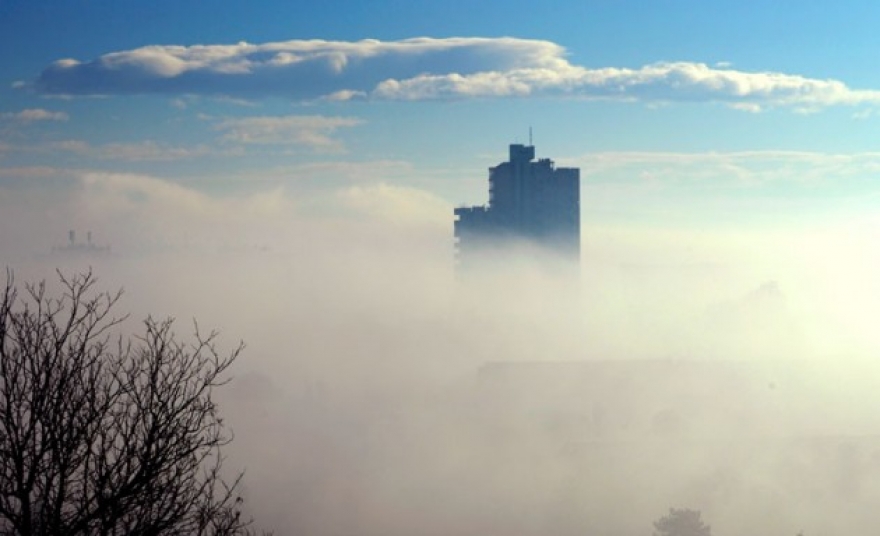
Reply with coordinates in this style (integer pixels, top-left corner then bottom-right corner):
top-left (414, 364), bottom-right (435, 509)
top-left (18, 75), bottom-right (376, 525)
top-left (4, 171), bottom-right (880, 535)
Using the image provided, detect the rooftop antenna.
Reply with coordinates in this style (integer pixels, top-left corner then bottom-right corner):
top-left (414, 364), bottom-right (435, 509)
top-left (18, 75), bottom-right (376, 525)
top-left (529, 126), bottom-right (533, 146)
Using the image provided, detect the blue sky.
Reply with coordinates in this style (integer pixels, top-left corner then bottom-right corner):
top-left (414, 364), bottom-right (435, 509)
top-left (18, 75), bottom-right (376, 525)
top-left (3, 0), bottom-right (880, 259)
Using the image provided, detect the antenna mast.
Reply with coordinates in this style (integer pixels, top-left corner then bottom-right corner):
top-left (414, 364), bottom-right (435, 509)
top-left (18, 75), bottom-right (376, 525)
top-left (529, 126), bottom-right (533, 146)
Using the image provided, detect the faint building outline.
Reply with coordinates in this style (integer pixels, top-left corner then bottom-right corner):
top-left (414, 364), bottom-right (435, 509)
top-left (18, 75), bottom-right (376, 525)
top-left (52, 230), bottom-right (111, 257)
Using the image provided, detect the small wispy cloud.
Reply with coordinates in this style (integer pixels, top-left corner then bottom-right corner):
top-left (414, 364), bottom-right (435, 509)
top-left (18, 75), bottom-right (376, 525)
top-left (54, 139), bottom-right (211, 161)
top-left (214, 115), bottom-right (363, 152)
top-left (0, 165), bottom-right (71, 179)
top-left (26, 37), bottom-right (880, 112)
top-left (575, 149), bottom-right (880, 190)
top-left (2, 108), bottom-right (69, 122)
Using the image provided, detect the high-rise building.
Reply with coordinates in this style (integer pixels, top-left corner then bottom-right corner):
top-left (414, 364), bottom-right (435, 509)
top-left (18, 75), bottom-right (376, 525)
top-left (454, 143), bottom-right (580, 266)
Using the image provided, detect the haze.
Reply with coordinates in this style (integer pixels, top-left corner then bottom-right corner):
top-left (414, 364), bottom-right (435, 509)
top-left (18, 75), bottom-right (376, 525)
top-left (5, 2), bottom-right (880, 534)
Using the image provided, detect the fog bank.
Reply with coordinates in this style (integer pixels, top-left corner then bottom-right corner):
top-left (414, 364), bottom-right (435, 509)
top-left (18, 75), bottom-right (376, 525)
top-left (4, 172), bottom-right (880, 535)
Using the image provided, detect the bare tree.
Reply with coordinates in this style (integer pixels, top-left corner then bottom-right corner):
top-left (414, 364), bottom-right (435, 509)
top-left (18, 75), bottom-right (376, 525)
top-left (653, 508), bottom-right (711, 536)
top-left (0, 270), bottom-right (263, 535)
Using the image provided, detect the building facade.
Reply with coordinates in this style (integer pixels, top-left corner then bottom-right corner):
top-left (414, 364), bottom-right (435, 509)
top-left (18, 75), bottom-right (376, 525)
top-left (454, 143), bottom-right (580, 266)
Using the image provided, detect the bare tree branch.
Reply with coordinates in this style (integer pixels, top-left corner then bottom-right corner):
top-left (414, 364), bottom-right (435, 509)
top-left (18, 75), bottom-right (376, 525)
top-left (0, 270), bottom-right (267, 536)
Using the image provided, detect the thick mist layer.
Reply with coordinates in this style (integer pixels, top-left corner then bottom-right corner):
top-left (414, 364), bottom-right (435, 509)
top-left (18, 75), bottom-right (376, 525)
top-left (4, 175), bottom-right (880, 535)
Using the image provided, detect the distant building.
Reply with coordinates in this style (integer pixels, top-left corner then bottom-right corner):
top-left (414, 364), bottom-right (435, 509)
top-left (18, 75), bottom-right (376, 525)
top-left (454, 143), bottom-right (580, 267)
top-left (51, 230), bottom-right (111, 257)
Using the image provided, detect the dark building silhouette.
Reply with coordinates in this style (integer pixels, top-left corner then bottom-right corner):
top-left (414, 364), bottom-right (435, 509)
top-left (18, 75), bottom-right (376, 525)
top-left (454, 143), bottom-right (580, 266)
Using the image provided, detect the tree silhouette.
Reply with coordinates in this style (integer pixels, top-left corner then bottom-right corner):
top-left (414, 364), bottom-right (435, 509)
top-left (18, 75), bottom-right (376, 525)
top-left (653, 508), bottom-right (711, 536)
top-left (0, 271), bottom-right (263, 535)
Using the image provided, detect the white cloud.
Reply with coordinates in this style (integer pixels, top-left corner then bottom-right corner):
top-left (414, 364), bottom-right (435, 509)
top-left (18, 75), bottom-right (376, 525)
top-left (323, 89), bottom-right (366, 102)
top-left (33, 37), bottom-right (554, 99)
top-left (28, 37), bottom-right (880, 112)
top-left (54, 140), bottom-right (211, 161)
top-left (0, 168), bottom-right (448, 256)
top-left (214, 115), bottom-right (363, 152)
top-left (2, 108), bottom-right (69, 122)
top-left (574, 150), bottom-right (880, 195)
top-left (248, 160), bottom-right (414, 188)
top-left (730, 102), bottom-right (763, 113)
top-left (371, 61), bottom-right (880, 109)
top-left (170, 95), bottom-right (257, 110)
top-left (80, 171), bottom-right (210, 214)
top-left (337, 183), bottom-right (450, 226)
top-left (0, 166), bottom-right (71, 179)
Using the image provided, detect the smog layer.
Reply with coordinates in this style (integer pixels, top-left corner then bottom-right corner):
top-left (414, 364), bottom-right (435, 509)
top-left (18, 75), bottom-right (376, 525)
top-left (3, 167), bottom-right (880, 535)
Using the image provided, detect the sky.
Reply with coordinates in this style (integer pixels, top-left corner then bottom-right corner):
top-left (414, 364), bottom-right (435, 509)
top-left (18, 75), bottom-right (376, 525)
top-left (4, 0), bottom-right (880, 329)
top-left (5, 0), bottom-right (880, 237)
top-left (6, 2), bottom-right (880, 534)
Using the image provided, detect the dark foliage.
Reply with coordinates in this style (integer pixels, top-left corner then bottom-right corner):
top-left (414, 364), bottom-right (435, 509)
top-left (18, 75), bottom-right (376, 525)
top-left (653, 508), bottom-right (711, 536)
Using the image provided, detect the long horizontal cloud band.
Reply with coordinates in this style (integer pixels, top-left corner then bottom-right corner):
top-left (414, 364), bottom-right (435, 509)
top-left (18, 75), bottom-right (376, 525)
top-left (33, 38), bottom-right (555, 99)
top-left (31, 37), bottom-right (880, 109)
